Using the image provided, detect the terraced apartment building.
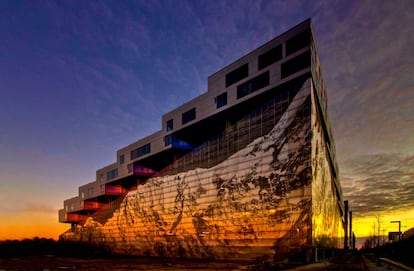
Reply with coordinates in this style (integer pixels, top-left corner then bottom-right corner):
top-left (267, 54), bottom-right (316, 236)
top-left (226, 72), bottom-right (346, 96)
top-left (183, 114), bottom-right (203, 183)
top-left (59, 19), bottom-right (345, 263)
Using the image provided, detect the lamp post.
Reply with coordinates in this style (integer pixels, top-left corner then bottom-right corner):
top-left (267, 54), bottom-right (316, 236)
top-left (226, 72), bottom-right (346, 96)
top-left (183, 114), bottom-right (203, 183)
top-left (390, 221), bottom-right (401, 241)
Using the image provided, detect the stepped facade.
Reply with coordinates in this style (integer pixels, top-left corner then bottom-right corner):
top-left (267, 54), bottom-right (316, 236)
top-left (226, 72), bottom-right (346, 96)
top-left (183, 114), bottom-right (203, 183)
top-left (59, 19), bottom-right (344, 263)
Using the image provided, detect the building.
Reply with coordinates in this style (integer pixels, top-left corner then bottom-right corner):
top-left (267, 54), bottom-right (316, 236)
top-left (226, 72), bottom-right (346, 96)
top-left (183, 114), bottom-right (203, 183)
top-left (59, 19), bottom-right (344, 263)
top-left (403, 227), bottom-right (414, 239)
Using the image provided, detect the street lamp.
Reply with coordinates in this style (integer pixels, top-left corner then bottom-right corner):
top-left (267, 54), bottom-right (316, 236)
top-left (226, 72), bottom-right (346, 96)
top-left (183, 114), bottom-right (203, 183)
top-left (390, 221), bottom-right (401, 241)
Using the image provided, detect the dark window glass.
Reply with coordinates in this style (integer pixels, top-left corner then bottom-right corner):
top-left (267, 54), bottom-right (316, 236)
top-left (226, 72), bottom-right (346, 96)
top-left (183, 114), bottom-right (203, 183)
top-left (137, 144), bottom-right (150, 156)
top-left (182, 108), bottom-right (196, 124)
top-left (237, 71), bottom-right (269, 99)
top-left (106, 169), bottom-right (118, 180)
top-left (130, 143), bottom-right (151, 160)
top-left (215, 92), bottom-right (227, 108)
top-left (127, 163), bottom-right (133, 173)
top-left (225, 63), bottom-right (248, 87)
top-left (286, 29), bottom-right (311, 56)
top-left (164, 134), bottom-right (173, 146)
top-left (164, 135), bottom-right (193, 149)
top-left (281, 50), bottom-right (310, 79)
top-left (87, 187), bottom-right (94, 197)
top-left (119, 154), bottom-right (124, 165)
top-left (106, 171), bottom-right (111, 180)
top-left (166, 119), bottom-right (173, 131)
top-left (258, 45), bottom-right (282, 70)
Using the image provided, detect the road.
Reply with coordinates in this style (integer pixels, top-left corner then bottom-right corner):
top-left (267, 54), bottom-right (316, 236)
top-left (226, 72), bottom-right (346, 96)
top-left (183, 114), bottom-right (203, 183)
top-left (286, 253), bottom-right (412, 271)
top-left (1, 253), bottom-right (412, 271)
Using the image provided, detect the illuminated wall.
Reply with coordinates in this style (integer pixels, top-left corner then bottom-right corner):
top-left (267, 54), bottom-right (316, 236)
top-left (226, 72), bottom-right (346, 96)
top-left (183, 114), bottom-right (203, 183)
top-left (310, 40), bottom-right (344, 249)
top-left (311, 84), bottom-right (344, 249)
top-left (61, 77), bottom-right (343, 262)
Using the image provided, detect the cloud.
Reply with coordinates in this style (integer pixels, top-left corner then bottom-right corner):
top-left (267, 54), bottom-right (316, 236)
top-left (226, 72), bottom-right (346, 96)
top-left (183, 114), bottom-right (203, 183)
top-left (0, 199), bottom-right (57, 215)
top-left (2, 0), bottom-right (414, 235)
top-left (313, 0), bottom-right (414, 157)
top-left (23, 203), bottom-right (57, 214)
top-left (341, 153), bottom-right (414, 217)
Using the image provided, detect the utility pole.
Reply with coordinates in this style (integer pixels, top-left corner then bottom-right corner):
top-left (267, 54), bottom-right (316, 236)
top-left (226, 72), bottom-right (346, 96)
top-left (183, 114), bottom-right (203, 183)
top-left (349, 211), bottom-right (353, 249)
top-left (344, 200), bottom-right (349, 250)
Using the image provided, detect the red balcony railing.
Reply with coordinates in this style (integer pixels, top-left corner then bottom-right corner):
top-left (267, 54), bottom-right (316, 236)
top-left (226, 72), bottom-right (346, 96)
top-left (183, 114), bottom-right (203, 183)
top-left (81, 201), bottom-right (106, 210)
top-left (101, 184), bottom-right (127, 195)
top-left (58, 209), bottom-right (87, 223)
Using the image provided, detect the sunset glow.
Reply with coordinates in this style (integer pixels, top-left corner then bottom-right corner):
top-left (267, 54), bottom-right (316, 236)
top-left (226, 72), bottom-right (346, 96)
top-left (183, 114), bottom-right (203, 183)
top-left (352, 209), bottom-right (414, 238)
top-left (0, 213), bottom-right (69, 241)
top-left (1, 0), bottom-right (414, 247)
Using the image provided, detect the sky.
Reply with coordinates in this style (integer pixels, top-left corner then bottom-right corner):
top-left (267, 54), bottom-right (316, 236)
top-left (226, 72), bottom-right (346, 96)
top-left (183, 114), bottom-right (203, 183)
top-left (0, 0), bottom-right (413, 242)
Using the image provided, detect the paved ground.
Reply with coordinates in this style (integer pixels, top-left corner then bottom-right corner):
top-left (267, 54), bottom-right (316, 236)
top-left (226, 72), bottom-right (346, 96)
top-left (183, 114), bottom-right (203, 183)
top-left (285, 253), bottom-right (366, 271)
top-left (0, 253), bottom-right (412, 271)
top-left (364, 256), bottom-right (413, 271)
top-left (286, 253), bottom-right (413, 271)
top-left (1, 256), bottom-right (254, 271)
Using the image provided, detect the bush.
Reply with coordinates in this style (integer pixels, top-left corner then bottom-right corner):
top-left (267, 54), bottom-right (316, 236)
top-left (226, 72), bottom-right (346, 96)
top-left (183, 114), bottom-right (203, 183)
top-left (0, 237), bottom-right (111, 258)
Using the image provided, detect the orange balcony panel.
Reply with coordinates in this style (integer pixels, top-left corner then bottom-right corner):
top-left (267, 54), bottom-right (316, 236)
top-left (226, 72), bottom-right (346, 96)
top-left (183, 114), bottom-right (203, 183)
top-left (66, 213), bottom-right (81, 222)
top-left (59, 209), bottom-right (84, 223)
top-left (103, 184), bottom-right (127, 195)
top-left (82, 201), bottom-right (106, 210)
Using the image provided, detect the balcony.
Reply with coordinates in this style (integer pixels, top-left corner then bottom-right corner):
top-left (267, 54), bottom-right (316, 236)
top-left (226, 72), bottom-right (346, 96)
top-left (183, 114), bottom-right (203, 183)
top-left (128, 163), bottom-right (156, 176)
top-left (100, 184), bottom-right (127, 195)
top-left (81, 200), bottom-right (106, 211)
top-left (58, 209), bottom-right (87, 224)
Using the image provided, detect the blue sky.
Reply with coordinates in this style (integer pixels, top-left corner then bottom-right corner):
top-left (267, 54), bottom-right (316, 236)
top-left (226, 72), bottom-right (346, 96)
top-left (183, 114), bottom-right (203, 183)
top-left (0, 0), bottom-right (413, 239)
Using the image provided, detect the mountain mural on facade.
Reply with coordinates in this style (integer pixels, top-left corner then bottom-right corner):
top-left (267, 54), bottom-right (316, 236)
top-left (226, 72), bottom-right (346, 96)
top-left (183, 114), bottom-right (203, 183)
top-left (62, 80), bottom-right (314, 261)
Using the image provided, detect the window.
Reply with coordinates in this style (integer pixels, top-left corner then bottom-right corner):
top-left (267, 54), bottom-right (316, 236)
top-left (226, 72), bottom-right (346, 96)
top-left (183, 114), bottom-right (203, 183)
top-left (81, 191), bottom-right (85, 199)
top-left (237, 71), bottom-right (269, 99)
top-left (119, 154), bottom-right (124, 165)
top-left (99, 174), bottom-right (104, 183)
top-left (225, 63), bottom-right (248, 87)
top-left (127, 163), bottom-right (133, 173)
top-left (164, 134), bottom-right (193, 149)
top-left (182, 108), bottom-right (196, 124)
top-left (106, 169), bottom-right (118, 180)
top-left (131, 143), bottom-right (151, 160)
top-left (138, 144), bottom-right (150, 156)
top-left (164, 134), bottom-right (173, 146)
top-left (286, 29), bottom-right (311, 56)
top-left (281, 50), bottom-right (310, 79)
top-left (258, 44), bottom-right (282, 70)
top-left (65, 204), bottom-right (69, 212)
top-left (87, 187), bottom-right (94, 197)
top-left (215, 92), bottom-right (227, 108)
top-left (166, 119), bottom-right (174, 131)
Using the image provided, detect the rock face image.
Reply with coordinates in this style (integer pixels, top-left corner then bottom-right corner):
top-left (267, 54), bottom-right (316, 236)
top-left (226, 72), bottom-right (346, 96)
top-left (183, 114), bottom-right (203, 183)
top-left (60, 20), bottom-right (344, 263)
top-left (61, 78), bottom-right (343, 262)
